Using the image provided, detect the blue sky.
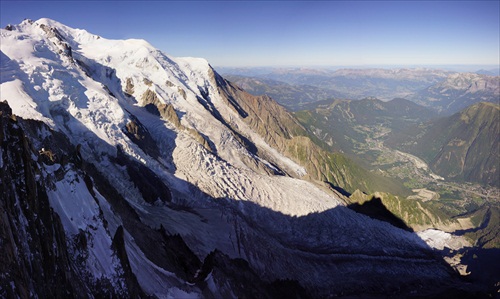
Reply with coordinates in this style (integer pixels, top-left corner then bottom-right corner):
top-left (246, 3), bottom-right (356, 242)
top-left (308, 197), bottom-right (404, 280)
top-left (1, 1), bottom-right (499, 67)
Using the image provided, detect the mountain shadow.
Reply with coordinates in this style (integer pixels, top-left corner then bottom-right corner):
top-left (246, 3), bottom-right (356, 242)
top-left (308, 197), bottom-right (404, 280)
top-left (460, 247), bottom-right (500, 294)
top-left (324, 181), bottom-right (352, 197)
top-left (348, 196), bottom-right (414, 232)
top-left (0, 101), bottom-right (310, 298)
top-left (438, 245), bottom-right (500, 297)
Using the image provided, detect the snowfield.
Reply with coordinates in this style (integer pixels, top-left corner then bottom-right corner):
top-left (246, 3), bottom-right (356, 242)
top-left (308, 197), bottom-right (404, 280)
top-left (417, 228), bottom-right (470, 251)
top-left (1, 18), bottom-right (336, 217)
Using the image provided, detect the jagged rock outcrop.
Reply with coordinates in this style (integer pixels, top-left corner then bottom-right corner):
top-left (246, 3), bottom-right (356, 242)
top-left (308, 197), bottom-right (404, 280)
top-left (123, 114), bottom-right (160, 159)
top-left (196, 250), bottom-right (310, 299)
top-left (124, 78), bottom-right (135, 96)
top-left (0, 102), bottom-right (124, 298)
top-left (39, 23), bottom-right (73, 58)
top-left (141, 89), bottom-right (211, 151)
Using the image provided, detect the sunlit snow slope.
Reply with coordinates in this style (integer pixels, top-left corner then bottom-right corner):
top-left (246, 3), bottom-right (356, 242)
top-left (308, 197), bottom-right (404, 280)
top-left (1, 18), bottom-right (338, 216)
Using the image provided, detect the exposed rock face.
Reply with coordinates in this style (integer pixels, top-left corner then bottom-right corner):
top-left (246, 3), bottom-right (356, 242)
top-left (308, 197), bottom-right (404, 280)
top-left (124, 77), bottom-right (135, 96)
top-left (0, 102), bottom-right (118, 298)
top-left (115, 146), bottom-right (172, 203)
top-left (141, 89), bottom-right (181, 127)
top-left (39, 23), bottom-right (73, 58)
top-left (111, 226), bottom-right (146, 298)
top-left (141, 88), bottom-right (212, 151)
top-left (196, 250), bottom-right (310, 299)
top-left (123, 114), bottom-right (160, 158)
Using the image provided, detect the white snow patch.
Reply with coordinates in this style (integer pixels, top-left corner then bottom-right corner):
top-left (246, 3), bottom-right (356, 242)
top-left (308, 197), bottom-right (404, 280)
top-left (47, 170), bottom-right (121, 282)
top-left (165, 288), bottom-right (201, 299)
top-left (123, 230), bottom-right (201, 298)
top-left (0, 80), bottom-right (54, 125)
top-left (173, 135), bottom-right (341, 217)
top-left (417, 228), bottom-right (470, 250)
top-left (42, 163), bottom-right (61, 174)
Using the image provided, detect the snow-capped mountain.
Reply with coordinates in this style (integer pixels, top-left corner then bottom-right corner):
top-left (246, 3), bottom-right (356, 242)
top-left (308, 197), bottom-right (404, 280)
top-left (1, 19), bottom-right (470, 298)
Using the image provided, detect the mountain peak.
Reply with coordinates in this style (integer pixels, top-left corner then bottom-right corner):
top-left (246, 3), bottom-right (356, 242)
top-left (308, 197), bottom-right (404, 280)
top-left (34, 17), bottom-right (64, 27)
top-left (459, 101), bottom-right (499, 124)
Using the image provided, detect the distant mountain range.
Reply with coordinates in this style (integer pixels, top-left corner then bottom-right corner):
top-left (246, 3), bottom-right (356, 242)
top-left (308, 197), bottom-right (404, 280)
top-left (410, 73), bottom-right (500, 115)
top-left (476, 68), bottom-right (500, 76)
top-left (221, 67), bottom-right (499, 115)
top-left (222, 74), bottom-right (344, 111)
top-left (221, 67), bottom-right (452, 101)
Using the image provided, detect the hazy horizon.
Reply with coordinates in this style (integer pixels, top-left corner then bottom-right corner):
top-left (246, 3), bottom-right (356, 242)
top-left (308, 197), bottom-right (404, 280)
top-left (215, 64), bottom-right (500, 73)
top-left (1, 1), bottom-right (499, 68)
